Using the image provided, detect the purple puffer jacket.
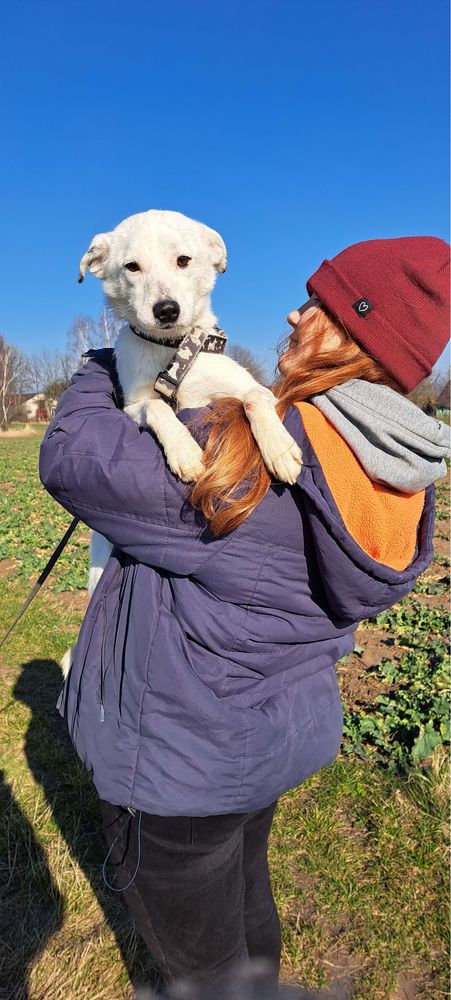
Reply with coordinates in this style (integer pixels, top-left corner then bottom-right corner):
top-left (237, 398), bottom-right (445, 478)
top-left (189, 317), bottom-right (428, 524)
top-left (39, 350), bottom-right (434, 816)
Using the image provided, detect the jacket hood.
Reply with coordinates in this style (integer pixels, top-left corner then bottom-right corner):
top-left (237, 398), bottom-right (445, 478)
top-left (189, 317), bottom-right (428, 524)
top-left (284, 406), bottom-right (435, 627)
top-left (313, 379), bottom-right (450, 493)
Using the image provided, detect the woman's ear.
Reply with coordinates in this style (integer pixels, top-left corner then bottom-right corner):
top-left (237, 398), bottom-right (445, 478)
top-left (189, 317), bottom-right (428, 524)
top-left (78, 232), bottom-right (112, 283)
top-left (203, 225), bottom-right (227, 274)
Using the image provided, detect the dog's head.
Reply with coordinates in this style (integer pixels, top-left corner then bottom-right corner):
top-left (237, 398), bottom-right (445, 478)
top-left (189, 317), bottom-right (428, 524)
top-left (78, 210), bottom-right (227, 336)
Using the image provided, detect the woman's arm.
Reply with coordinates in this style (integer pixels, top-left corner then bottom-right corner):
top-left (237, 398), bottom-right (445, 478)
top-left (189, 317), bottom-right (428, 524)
top-left (39, 349), bottom-right (216, 574)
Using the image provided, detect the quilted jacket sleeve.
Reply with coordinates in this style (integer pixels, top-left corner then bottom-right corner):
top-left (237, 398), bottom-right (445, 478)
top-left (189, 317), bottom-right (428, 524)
top-left (38, 349), bottom-right (218, 574)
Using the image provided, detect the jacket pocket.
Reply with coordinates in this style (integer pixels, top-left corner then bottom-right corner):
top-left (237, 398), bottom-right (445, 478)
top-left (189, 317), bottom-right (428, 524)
top-left (99, 596), bottom-right (107, 722)
top-left (223, 652), bottom-right (334, 711)
top-left (241, 663), bottom-right (343, 759)
top-left (97, 586), bottom-right (123, 719)
top-left (46, 425), bottom-right (67, 439)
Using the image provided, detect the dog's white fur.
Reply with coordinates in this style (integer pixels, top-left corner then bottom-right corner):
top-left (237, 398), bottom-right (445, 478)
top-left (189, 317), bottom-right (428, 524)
top-left (60, 211), bottom-right (302, 675)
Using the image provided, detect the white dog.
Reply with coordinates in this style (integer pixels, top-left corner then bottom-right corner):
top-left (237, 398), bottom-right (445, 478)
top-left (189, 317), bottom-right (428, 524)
top-left (61, 210), bottom-right (302, 678)
top-left (75, 209), bottom-right (302, 599)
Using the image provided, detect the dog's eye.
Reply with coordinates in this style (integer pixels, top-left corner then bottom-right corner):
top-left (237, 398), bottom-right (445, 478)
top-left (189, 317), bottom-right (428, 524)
top-left (124, 261), bottom-right (141, 272)
top-left (177, 256), bottom-right (191, 268)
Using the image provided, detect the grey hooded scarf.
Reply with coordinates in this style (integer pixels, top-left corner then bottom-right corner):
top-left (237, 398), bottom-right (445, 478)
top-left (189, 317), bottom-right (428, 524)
top-left (314, 380), bottom-right (450, 494)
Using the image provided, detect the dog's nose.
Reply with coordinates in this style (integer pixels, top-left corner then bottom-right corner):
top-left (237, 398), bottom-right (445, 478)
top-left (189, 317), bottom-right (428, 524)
top-left (153, 299), bottom-right (180, 325)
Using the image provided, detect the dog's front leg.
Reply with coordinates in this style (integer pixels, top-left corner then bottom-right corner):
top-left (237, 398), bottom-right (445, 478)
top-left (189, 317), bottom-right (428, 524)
top-left (125, 390), bottom-right (205, 482)
top-left (241, 386), bottom-right (303, 484)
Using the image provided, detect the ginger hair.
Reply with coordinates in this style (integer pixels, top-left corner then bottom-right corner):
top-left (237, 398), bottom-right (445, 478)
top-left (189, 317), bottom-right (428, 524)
top-left (188, 305), bottom-right (404, 536)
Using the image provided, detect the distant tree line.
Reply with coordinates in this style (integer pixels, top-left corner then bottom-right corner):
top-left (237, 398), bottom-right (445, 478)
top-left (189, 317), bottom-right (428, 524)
top-left (0, 313), bottom-right (272, 430)
top-left (0, 313), bottom-right (448, 430)
top-left (0, 309), bottom-right (123, 429)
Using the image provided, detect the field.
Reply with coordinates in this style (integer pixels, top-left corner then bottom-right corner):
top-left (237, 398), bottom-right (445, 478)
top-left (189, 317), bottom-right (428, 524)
top-left (0, 425), bottom-right (449, 1000)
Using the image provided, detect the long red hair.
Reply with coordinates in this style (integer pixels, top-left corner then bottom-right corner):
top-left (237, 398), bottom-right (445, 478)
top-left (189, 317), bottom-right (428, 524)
top-left (188, 305), bottom-right (404, 536)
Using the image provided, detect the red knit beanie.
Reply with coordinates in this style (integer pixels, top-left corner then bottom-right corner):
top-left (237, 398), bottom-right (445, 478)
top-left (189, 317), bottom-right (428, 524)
top-left (306, 236), bottom-right (450, 391)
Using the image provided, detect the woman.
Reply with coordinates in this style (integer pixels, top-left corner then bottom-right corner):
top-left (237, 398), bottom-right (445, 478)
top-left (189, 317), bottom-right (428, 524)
top-left (39, 236), bottom-right (450, 989)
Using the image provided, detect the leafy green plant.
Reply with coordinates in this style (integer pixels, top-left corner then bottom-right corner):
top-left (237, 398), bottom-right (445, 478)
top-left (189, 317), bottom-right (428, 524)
top-left (342, 602), bottom-right (450, 771)
top-left (368, 597), bottom-right (448, 643)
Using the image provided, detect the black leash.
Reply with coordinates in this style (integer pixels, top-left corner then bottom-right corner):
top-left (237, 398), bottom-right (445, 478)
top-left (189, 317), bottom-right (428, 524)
top-left (0, 516), bottom-right (80, 650)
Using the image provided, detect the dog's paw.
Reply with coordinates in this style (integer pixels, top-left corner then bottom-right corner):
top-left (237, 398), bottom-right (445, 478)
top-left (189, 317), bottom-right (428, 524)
top-left (268, 438), bottom-right (303, 484)
top-left (165, 437), bottom-right (205, 482)
top-left (258, 427), bottom-right (303, 484)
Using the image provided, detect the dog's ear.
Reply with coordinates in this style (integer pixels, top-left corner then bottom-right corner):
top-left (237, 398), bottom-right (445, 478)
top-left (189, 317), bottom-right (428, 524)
top-left (203, 225), bottom-right (227, 274)
top-left (78, 233), bottom-right (112, 283)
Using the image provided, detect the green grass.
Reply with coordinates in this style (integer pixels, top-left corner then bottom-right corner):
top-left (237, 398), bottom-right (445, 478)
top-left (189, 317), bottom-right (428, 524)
top-left (270, 756), bottom-right (448, 997)
top-left (0, 433), bottom-right (90, 591)
top-left (0, 428), bottom-right (449, 999)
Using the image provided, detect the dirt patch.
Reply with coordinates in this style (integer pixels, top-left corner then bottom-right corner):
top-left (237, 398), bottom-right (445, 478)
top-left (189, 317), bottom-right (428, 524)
top-left (390, 967), bottom-right (434, 999)
top-left (282, 893), bottom-right (359, 999)
top-left (22, 571), bottom-right (89, 613)
top-left (353, 627), bottom-right (406, 664)
top-left (337, 627), bottom-right (405, 710)
top-left (0, 558), bottom-right (20, 577)
top-left (45, 589), bottom-right (89, 614)
top-left (21, 580), bottom-right (89, 614)
top-left (0, 426), bottom-right (37, 438)
top-left (283, 871), bottom-right (320, 924)
top-left (430, 536), bottom-right (450, 563)
top-left (413, 591), bottom-right (449, 609)
top-left (316, 944), bottom-right (360, 1000)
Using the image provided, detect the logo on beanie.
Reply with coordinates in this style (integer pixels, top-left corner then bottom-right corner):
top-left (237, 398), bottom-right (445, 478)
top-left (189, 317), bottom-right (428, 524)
top-left (353, 297), bottom-right (373, 317)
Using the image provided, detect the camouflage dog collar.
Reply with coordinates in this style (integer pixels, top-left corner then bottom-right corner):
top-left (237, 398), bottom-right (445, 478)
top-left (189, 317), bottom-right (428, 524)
top-left (153, 326), bottom-right (227, 407)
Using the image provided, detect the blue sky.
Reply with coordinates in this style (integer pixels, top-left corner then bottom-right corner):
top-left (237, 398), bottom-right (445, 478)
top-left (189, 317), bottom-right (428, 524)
top-left (2, 0), bottom-right (449, 374)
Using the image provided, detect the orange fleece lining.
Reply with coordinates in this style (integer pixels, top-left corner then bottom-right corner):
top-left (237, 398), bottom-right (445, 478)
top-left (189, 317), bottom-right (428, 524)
top-left (296, 402), bottom-right (425, 571)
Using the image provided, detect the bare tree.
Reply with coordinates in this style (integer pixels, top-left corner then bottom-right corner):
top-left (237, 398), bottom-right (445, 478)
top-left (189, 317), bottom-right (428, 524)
top-left (0, 336), bottom-right (32, 430)
top-left (27, 349), bottom-right (72, 393)
top-left (66, 314), bottom-right (99, 369)
top-left (43, 378), bottom-right (72, 416)
top-left (97, 307), bottom-right (122, 348)
top-left (226, 344), bottom-right (270, 385)
top-left (25, 348), bottom-right (75, 416)
top-left (66, 308), bottom-right (122, 368)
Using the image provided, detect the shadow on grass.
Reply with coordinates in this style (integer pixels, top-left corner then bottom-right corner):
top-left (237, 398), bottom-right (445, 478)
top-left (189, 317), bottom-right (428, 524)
top-left (12, 658), bottom-right (163, 996)
top-left (0, 768), bottom-right (64, 999)
top-left (10, 659), bottom-right (352, 1000)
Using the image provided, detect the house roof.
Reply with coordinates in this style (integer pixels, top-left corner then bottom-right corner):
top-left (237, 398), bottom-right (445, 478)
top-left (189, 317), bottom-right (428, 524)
top-left (17, 392), bottom-right (45, 403)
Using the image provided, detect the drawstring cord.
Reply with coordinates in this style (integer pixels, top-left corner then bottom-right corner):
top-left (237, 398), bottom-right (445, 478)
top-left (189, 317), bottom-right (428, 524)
top-left (102, 808), bottom-right (142, 892)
